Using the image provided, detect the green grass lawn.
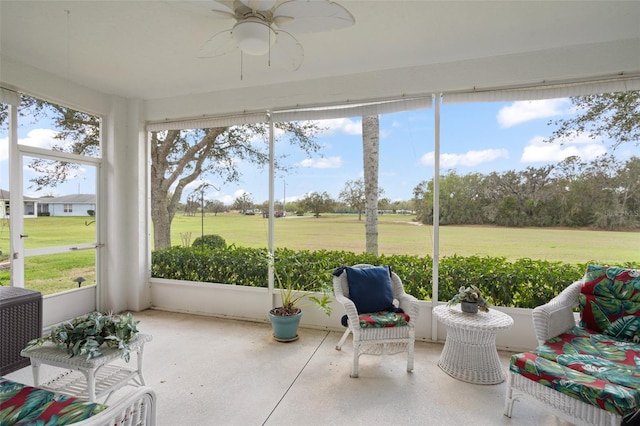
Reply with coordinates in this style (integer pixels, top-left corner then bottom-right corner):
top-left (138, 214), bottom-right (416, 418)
top-left (172, 212), bottom-right (638, 264)
top-left (1, 214), bottom-right (638, 294)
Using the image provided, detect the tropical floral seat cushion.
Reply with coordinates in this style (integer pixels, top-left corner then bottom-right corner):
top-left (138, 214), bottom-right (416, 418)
top-left (510, 352), bottom-right (640, 417)
top-left (534, 326), bottom-right (640, 390)
top-left (357, 311), bottom-right (410, 328)
top-left (0, 377), bottom-right (106, 426)
top-left (579, 265), bottom-right (640, 343)
top-left (340, 310), bottom-right (410, 328)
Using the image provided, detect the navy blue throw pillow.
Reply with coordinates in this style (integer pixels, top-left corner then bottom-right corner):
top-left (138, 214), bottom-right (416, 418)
top-left (345, 266), bottom-right (395, 314)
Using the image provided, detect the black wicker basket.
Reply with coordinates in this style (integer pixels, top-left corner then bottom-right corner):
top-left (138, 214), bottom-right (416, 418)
top-left (0, 287), bottom-right (42, 375)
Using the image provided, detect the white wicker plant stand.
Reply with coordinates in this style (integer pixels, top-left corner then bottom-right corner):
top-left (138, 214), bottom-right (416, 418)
top-left (433, 304), bottom-right (513, 385)
top-left (21, 333), bottom-right (152, 403)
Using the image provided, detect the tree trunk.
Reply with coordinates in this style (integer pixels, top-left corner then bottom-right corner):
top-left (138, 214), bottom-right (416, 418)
top-left (362, 115), bottom-right (379, 255)
top-left (151, 191), bottom-right (172, 249)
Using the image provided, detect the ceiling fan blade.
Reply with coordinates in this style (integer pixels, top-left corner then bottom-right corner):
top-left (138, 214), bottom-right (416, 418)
top-left (198, 30), bottom-right (238, 58)
top-left (239, 0), bottom-right (277, 11)
top-left (166, 1), bottom-right (236, 19)
top-left (273, 0), bottom-right (355, 33)
top-left (270, 30), bottom-right (303, 71)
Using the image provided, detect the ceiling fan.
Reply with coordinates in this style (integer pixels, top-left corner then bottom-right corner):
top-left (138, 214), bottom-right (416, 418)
top-left (181, 0), bottom-right (355, 70)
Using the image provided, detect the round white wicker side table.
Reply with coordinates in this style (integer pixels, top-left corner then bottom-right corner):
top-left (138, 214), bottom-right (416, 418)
top-left (433, 304), bottom-right (513, 385)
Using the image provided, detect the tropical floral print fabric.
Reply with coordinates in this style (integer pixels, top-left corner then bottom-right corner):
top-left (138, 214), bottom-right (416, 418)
top-left (0, 377), bottom-right (106, 426)
top-left (358, 312), bottom-right (410, 328)
top-left (508, 266), bottom-right (640, 418)
top-left (579, 265), bottom-right (640, 342)
top-left (535, 326), bottom-right (640, 391)
top-left (510, 351), bottom-right (640, 416)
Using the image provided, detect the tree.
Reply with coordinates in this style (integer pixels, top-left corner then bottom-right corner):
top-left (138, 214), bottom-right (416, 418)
top-left (412, 180), bottom-right (433, 224)
top-left (1, 97), bottom-right (101, 190)
top-left (232, 192), bottom-right (254, 214)
top-left (2, 95), bottom-right (323, 249)
top-left (207, 200), bottom-right (226, 216)
top-left (546, 91), bottom-right (640, 150)
top-left (378, 197), bottom-right (391, 211)
top-left (338, 179), bottom-right (366, 220)
top-left (362, 115), bottom-right (380, 255)
top-left (183, 193), bottom-right (199, 217)
top-left (299, 192), bottom-right (334, 217)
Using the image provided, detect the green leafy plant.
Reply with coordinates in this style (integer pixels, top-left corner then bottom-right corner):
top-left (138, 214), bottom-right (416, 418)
top-left (26, 311), bottom-right (140, 361)
top-left (269, 254), bottom-right (333, 317)
top-left (151, 245), bottom-right (639, 309)
top-left (192, 234), bottom-right (226, 250)
top-left (271, 272), bottom-right (333, 317)
top-left (447, 285), bottom-right (490, 312)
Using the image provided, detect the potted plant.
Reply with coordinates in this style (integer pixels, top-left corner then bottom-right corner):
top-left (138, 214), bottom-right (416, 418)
top-left (269, 261), bottom-right (332, 342)
top-left (447, 285), bottom-right (489, 313)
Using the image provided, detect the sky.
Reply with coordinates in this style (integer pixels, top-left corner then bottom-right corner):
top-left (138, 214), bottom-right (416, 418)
top-left (1, 97), bottom-right (639, 205)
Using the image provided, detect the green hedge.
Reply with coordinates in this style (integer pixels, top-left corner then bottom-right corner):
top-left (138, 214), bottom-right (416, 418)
top-left (151, 245), bottom-right (639, 309)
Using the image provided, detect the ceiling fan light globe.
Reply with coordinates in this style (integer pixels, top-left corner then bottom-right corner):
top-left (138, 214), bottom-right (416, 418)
top-left (233, 20), bottom-right (275, 56)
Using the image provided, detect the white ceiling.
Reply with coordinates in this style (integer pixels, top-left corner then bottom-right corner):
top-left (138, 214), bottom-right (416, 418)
top-left (1, 1), bottom-right (640, 115)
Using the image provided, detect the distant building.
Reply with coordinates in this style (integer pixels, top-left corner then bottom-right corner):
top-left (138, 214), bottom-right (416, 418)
top-left (0, 190), bottom-right (96, 218)
top-left (0, 189), bottom-right (39, 219)
top-left (37, 194), bottom-right (96, 217)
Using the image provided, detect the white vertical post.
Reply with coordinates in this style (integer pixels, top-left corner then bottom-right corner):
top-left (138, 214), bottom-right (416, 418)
top-left (431, 94), bottom-right (441, 341)
top-left (267, 113), bottom-right (275, 301)
top-left (8, 97), bottom-right (24, 287)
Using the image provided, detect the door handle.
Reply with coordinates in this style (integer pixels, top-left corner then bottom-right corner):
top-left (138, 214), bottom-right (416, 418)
top-left (20, 234), bottom-right (29, 239)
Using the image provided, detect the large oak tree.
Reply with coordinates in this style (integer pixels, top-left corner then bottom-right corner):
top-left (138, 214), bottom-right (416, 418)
top-left (1, 96), bottom-right (322, 249)
top-left (546, 90), bottom-right (639, 149)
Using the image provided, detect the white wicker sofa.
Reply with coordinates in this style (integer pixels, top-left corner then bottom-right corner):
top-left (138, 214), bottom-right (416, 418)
top-left (504, 265), bottom-right (640, 426)
top-left (0, 377), bottom-right (156, 426)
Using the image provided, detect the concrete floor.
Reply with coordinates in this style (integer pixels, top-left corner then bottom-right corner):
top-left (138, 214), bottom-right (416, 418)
top-left (6, 309), bottom-right (572, 426)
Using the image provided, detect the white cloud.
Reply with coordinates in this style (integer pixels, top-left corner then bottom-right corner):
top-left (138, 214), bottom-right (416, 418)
top-left (497, 99), bottom-right (569, 128)
top-left (298, 156), bottom-right (343, 168)
top-left (182, 179), bottom-right (223, 196)
top-left (19, 128), bottom-right (61, 149)
top-left (521, 135), bottom-right (606, 163)
top-left (284, 195), bottom-right (301, 203)
top-left (419, 149), bottom-right (509, 167)
top-left (1, 128), bottom-right (70, 165)
top-left (316, 118), bottom-right (361, 136)
top-left (216, 194), bottom-right (235, 205)
top-left (212, 188), bottom-right (253, 205)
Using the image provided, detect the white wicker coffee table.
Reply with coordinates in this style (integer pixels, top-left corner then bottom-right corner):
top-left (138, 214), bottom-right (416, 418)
top-left (433, 305), bottom-right (513, 384)
top-left (21, 333), bottom-right (152, 402)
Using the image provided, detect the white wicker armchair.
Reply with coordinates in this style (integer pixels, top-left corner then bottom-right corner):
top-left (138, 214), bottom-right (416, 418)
top-left (504, 279), bottom-right (623, 426)
top-left (333, 264), bottom-right (420, 378)
top-left (531, 280), bottom-right (581, 345)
